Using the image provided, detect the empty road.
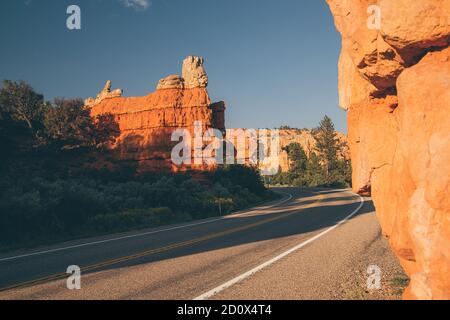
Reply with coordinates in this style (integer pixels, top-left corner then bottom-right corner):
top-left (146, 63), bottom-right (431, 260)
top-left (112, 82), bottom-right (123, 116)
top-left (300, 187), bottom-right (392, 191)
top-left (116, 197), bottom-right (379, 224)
top-left (0, 188), bottom-right (384, 300)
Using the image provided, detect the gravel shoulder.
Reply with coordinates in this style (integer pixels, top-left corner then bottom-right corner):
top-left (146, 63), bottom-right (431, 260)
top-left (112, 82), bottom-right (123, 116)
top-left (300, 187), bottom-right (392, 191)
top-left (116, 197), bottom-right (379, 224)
top-left (213, 197), bottom-right (408, 300)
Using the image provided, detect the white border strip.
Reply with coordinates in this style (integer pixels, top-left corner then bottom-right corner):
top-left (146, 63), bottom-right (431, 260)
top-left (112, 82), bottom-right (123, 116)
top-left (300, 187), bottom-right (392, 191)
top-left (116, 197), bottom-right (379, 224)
top-left (0, 192), bottom-right (293, 263)
top-left (193, 191), bottom-right (364, 300)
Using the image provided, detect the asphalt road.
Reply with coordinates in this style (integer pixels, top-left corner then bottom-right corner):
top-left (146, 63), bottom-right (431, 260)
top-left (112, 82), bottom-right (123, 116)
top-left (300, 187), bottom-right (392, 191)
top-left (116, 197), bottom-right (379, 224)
top-left (0, 188), bottom-right (376, 300)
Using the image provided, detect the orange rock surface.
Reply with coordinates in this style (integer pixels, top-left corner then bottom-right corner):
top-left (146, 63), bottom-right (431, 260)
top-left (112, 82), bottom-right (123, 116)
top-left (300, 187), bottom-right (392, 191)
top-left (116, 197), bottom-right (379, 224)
top-left (87, 57), bottom-right (225, 172)
top-left (327, 0), bottom-right (450, 299)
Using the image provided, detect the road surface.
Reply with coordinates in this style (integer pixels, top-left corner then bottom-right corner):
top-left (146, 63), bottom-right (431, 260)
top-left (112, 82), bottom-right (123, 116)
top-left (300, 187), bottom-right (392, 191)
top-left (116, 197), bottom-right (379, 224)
top-left (0, 188), bottom-right (387, 300)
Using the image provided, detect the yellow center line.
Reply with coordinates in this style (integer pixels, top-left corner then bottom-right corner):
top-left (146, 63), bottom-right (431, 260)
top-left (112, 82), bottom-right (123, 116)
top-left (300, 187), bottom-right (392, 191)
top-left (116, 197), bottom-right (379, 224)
top-left (0, 194), bottom-right (324, 293)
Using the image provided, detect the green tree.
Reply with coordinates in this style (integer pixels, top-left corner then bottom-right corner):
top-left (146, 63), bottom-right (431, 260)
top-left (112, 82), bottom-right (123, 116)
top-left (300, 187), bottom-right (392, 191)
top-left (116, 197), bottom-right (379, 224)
top-left (212, 165), bottom-right (266, 197)
top-left (0, 80), bottom-right (47, 132)
top-left (0, 80), bottom-right (48, 153)
top-left (314, 115), bottom-right (340, 183)
top-left (44, 98), bottom-right (93, 149)
top-left (92, 113), bottom-right (120, 148)
top-left (304, 152), bottom-right (326, 187)
top-left (278, 125), bottom-right (294, 130)
top-left (213, 197), bottom-right (234, 215)
top-left (283, 142), bottom-right (308, 186)
top-left (44, 98), bottom-right (119, 150)
top-left (335, 159), bottom-right (352, 187)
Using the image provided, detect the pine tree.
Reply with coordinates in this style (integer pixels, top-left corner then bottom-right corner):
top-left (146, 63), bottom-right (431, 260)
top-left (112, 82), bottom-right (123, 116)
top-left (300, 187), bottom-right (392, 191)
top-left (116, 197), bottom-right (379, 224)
top-left (270, 117), bottom-right (352, 188)
top-left (304, 152), bottom-right (326, 187)
top-left (283, 142), bottom-right (308, 186)
top-left (314, 115), bottom-right (340, 184)
top-left (285, 143), bottom-right (307, 172)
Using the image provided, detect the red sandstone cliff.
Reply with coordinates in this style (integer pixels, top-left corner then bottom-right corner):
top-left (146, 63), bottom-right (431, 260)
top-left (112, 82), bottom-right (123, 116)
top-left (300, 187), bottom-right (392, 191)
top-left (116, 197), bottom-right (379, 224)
top-left (326, 0), bottom-right (449, 299)
top-left (86, 56), bottom-right (225, 172)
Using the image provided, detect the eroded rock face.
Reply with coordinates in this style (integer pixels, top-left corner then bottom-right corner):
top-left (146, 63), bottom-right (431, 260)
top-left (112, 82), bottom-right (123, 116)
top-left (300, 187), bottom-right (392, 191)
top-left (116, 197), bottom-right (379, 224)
top-left (155, 56), bottom-right (209, 90)
top-left (268, 129), bottom-right (349, 173)
top-left (88, 57), bottom-right (225, 172)
top-left (227, 129), bottom-right (349, 175)
top-left (327, 0), bottom-right (450, 299)
top-left (85, 80), bottom-right (123, 107)
top-left (182, 56), bottom-right (208, 89)
top-left (156, 75), bottom-right (184, 90)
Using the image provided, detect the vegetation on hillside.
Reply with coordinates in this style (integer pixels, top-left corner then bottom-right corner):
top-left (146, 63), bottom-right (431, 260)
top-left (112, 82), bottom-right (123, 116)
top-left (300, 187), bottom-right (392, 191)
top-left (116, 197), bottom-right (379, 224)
top-left (0, 80), bottom-right (273, 248)
top-left (270, 116), bottom-right (352, 188)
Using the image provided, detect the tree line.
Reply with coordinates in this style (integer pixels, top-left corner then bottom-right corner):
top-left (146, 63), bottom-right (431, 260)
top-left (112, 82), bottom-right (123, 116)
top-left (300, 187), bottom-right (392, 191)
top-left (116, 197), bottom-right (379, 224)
top-left (0, 80), bottom-right (120, 159)
top-left (0, 80), bottom-right (351, 248)
top-left (0, 80), bottom-right (272, 248)
top-left (270, 116), bottom-right (352, 188)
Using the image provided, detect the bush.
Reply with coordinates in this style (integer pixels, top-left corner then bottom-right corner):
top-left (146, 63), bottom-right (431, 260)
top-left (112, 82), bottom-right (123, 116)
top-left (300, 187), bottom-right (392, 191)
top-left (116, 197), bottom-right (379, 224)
top-left (0, 165), bottom-right (271, 247)
top-left (211, 165), bottom-right (266, 197)
top-left (0, 80), bottom-right (272, 248)
top-left (89, 207), bottom-right (173, 232)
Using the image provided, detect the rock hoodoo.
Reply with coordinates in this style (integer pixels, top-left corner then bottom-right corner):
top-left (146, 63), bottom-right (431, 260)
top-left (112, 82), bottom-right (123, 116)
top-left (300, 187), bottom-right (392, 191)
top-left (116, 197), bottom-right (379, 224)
top-left (85, 80), bottom-right (123, 107)
top-left (182, 56), bottom-right (208, 89)
top-left (326, 0), bottom-right (449, 299)
top-left (156, 75), bottom-right (184, 90)
top-left (87, 56), bottom-right (225, 172)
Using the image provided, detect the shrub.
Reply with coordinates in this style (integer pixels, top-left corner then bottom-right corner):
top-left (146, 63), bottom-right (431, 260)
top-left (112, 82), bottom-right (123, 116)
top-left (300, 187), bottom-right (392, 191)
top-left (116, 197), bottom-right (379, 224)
top-left (89, 207), bottom-right (174, 232)
top-left (0, 80), bottom-right (272, 247)
top-left (211, 165), bottom-right (266, 197)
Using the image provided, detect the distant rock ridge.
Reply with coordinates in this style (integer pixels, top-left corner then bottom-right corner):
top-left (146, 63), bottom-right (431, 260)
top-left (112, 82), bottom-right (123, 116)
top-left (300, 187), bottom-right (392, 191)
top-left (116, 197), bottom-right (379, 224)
top-left (230, 129), bottom-right (349, 174)
top-left (276, 129), bottom-right (349, 172)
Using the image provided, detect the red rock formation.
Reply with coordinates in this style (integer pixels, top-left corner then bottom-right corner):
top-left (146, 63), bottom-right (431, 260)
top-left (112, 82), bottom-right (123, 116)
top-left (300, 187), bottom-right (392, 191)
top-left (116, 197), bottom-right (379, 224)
top-left (87, 56), bottom-right (225, 172)
top-left (327, 0), bottom-right (450, 299)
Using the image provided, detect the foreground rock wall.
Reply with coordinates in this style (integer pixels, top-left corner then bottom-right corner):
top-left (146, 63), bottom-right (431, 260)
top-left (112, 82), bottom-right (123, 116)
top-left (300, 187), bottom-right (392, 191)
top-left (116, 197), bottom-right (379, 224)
top-left (326, 0), bottom-right (449, 299)
top-left (87, 56), bottom-right (225, 172)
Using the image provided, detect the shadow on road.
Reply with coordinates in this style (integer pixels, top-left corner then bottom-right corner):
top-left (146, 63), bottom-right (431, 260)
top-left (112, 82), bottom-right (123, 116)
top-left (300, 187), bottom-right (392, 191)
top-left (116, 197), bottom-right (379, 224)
top-left (0, 188), bottom-right (377, 292)
top-left (79, 189), bottom-right (375, 275)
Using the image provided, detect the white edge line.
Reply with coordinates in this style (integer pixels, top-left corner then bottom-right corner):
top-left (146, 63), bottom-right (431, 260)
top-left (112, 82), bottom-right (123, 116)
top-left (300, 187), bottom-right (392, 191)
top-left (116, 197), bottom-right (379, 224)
top-left (0, 191), bottom-right (293, 263)
top-left (193, 191), bottom-right (364, 300)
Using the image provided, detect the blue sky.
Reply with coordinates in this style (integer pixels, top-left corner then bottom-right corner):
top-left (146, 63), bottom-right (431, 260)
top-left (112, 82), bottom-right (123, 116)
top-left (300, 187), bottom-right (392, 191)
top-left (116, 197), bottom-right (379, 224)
top-left (0, 0), bottom-right (346, 132)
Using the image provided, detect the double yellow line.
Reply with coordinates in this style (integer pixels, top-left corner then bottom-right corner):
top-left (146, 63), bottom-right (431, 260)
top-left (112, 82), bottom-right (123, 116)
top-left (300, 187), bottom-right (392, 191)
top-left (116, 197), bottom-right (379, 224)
top-left (0, 194), bottom-right (323, 293)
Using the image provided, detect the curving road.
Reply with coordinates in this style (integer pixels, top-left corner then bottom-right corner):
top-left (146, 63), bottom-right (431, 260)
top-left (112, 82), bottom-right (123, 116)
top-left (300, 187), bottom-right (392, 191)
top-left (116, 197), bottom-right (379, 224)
top-left (0, 188), bottom-right (378, 300)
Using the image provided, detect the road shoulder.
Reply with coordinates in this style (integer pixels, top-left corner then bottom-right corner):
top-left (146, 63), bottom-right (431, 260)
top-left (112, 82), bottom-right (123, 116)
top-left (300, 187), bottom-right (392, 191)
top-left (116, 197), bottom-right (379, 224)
top-left (212, 198), bottom-right (408, 300)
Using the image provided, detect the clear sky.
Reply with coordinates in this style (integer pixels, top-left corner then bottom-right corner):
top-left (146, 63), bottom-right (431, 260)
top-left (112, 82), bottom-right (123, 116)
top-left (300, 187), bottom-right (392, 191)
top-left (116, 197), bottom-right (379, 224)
top-left (0, 0), bottom-right (346, 132)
